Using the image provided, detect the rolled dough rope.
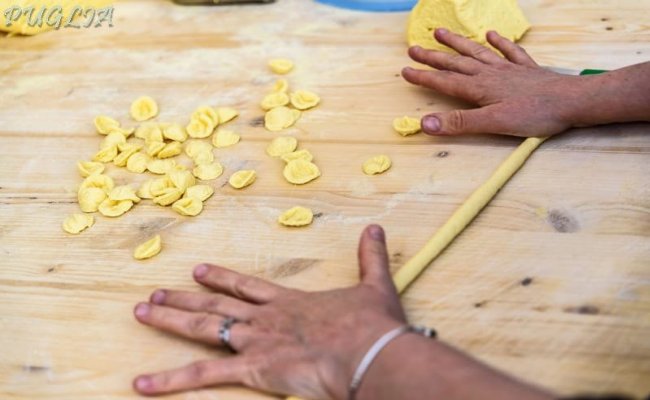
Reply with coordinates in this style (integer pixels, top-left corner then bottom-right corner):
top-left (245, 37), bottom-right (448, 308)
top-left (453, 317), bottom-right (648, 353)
top-left (393, 136), bottom-right (547, 293)
top-left (286, 136), bottom-right (548, 400)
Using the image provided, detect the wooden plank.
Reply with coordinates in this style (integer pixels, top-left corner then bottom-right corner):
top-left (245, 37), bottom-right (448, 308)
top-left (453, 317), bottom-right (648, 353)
top-left (1, 0), bottom-right (649, 399)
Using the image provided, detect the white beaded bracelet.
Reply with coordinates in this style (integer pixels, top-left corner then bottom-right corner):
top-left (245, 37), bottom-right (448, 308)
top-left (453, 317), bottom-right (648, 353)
top-left (348, 324), bottom-right (436, 400)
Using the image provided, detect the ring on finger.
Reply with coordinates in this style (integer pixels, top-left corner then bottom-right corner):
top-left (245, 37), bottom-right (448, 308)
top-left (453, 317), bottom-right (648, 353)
top-left (218, 316), bottom-right (237, 353)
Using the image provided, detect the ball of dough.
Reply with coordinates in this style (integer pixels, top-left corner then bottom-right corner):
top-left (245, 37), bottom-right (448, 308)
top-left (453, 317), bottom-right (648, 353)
top-left (133, 235), bottom-right (162, 260)
top-left (278, 206), bottom-right (313, 227)
top-left (362, 155), bottom-right (392, 175)
top-left (228, 170), bottom-right (257, 189)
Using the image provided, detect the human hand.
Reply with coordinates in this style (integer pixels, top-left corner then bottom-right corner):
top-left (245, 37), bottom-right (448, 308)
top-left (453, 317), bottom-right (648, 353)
top-left (132, 224), bottom-right (406, 399)
top-left (402, 28), bottom-right (587, 137)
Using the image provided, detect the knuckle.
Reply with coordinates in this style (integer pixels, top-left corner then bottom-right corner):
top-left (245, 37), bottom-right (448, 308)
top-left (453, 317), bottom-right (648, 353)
top-left (471, 46), bottom-right (491, 58)
top-left (232, 277), bottom-right (253, 298)
top-left (203, 295), bottom-right (224, 312)
top-left (188, 313), bottom-right (211, 334)
top-left (447, 110), bottom-right (466, 132)
top-left (188, 361), bottom-right (210, 382)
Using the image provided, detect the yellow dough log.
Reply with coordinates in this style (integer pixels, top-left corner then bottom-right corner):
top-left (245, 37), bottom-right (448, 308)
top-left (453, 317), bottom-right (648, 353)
top-left (392, 136), bottom-right (546, 293)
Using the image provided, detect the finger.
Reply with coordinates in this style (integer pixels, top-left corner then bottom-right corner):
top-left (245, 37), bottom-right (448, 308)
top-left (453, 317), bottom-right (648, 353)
top-left (408, 45), bottom-right (483, 75)
top-left (134, 302), bottom-right (253, 350)
top-left (150, 289), bottom-right (256, 321)
top-left (134, 357), bottom-right (250, 396)
top-left (486, 30), bottom-right (537, 67)
top-left (421, 104), bottom-right (525, 136)
top-left (434, 28), bottom-right (504, 65)
top-left (193, 264), bottom-right (283, 304)
top-left (402, 67), bottom-right (471, 100)
top-left (358, 225), bottom-right (395, 293)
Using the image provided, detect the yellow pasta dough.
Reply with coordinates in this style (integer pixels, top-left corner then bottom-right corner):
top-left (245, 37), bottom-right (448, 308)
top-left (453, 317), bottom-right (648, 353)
top-left (212, 129), bottom-right (241, 148)
top-left (108, 126), bottom-right (135, 138)
top-left (281, 149), bottom-right (313, 163)
top-left (80, 174), bottom-right (114, 193)
top-left (149, 177), bottom-right (174, 197)
top-left (265, 106), bottom-right (301, 131)
top-left (133, 235), bottom-right (162, 260)
top-left (145, 141), bottom-right (166, 157)
top-left (77, 161), bottom-right (105, 178)
top-left (271, 79), bottom-right (289, 93)
top-left (114, 143), bottom-right (142, 167)
top-left (186, 106), bottom-right (219, 139)
top-left (94, 116), bottom-right (120, 135)
top-left (184, 140), bottom-right (213, 160)
top-left (109, 185), bottom-right (141, 203)
top-left (261, 92), bottom-right (290, 111)
top-left (98, 198), bottom-right (134, 217)
top-left (268, 58), bottom-right (294, 74)
top-left (184, 185), bottom-right (214, 202)
top-left (93, 145), bottom-right (118, 163)
top-left (78, 187), bottom-right (107, 213)
top-left (157, 141), bottom-right (183, 159)
top-left (153, 188), bottom-right (184, 206)
top-left (62, 213), bottom-right (95, 234)
top-left (162, 123), bottom-right (188, 142)
top-left (216, 107), bottom-right (239, 124)
top-left (147, 159), bottom-right (177, 175)
top-left (266, 136), bottom-right (298, 157)
top-left (137, 179), bottom-right (156, 199)
top-left (393, 116), bottom-right (421, 136)
top-left (100, 131), bottom-right (127, 150)
top-left (283, 159), bottom-right (320, 185)
top-left (289, 90), bottom-right (320, 110)
top-left (169, 170), bottom-right (196, 191)
top-left (136, 122), bottom-right (164, 142)
top-left (192, 162), bottom-right (224, 181)
top-left (228, 170), bottom-right (256, 189)
top-left (362, 155), bottom-right (392, 175)
top-left (172, 197), bottom-right (203, 217)
top-left (126, 153), bottom-right (152, 174)
top-left (278, 206), bottom-right (313, 227)
top-left (130, 96), bottom-right (159, 122)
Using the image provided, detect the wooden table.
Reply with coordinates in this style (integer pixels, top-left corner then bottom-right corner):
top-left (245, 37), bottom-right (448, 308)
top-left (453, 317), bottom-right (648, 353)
top-left (1, 0), bottom-right (649, 398)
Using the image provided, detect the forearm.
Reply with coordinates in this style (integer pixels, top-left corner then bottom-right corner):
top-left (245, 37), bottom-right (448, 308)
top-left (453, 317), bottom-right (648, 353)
top-left (357, 333), bottom-right (554, 400)
top-left (567, 62), bottom-right (650, 127)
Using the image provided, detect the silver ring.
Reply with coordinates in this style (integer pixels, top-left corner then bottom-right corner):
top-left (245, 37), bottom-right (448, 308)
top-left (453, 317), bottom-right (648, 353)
top-left (218, 316), bottom-right (237, 352)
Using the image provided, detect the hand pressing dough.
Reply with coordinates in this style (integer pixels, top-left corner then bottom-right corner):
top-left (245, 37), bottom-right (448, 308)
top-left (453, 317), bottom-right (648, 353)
top-left (393, 116), bottom-right (421, 136)
top-left (126, 153), bottom-right (152, 173)
top-left (392, 137), bottom-right (547, 293)
top-left (362, 155), bottom-right (392, 175)
top-left (157, 141), bottom-right (183, 159)
top-left (272, 79), bottom-right (289, 93)
top-left (109, 186), bottom-right (141, 203)
top-left (62, 213), bottom-right (95, 234)
top-left (77, 161), bottom-right (105, 178)
top-left (283, 159), bottom-right (320, 185)
top-left (281, 149), bottom-right (313, 163)
top-left (407, 0), bottom-right (530, 52)
top-left (130, 96), bottom-right (159, 122)
top-left (228, 170), bottom-right (256, 189)
top-left (212, 129), bottom-right (241, 148)
top-left (133, 235), bottom-right (162, 260)
top-left (172, 197), bottom-right (203, 217)
top-left (193, 162), bottom-right (224, 181)
top-left (184, 185), bottom-right (214, 202)
top-left (265, 106), bottom-right (301, 131)
top-left (98, 198), bottom-right (134, 217)
top-left (266, 136), bottom-right (298, 157)
top-left (278, 206), bottom-right (313, 227)
top-left (162, 123), bottom-right (188, 142)
top-left (261, 92), bottom-right (290, 111)
top-left (94, 116), bottom-right (120, 135)
top-left (216, 107), bottom-right (239, 124)
top-left (289, 90), bottom-right (320, 110)
top-left (78, 187), bottom-right (107, 213)
top-left (268, 58), bottom-right (294, 74)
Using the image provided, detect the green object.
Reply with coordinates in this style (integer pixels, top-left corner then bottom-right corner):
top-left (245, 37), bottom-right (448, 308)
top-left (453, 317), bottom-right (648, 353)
top-left (580, 69), bottom-right (607, 75)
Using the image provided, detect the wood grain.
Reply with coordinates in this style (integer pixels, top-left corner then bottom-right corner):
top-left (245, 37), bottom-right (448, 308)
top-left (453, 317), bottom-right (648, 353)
top-left (1, 0), bottom-right (649, 399)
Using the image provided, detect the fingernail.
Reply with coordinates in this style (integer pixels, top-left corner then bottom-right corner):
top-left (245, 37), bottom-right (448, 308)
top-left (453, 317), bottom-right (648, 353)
top-left (194, 264), bottom-right (209, 278)
top-left (134, 303), bottom-right (150, 318)
top-left (423, 116), bottom-right (441, 133)
top-left (135, 376), bottom-right (152, 391)
top-left (368, 225), bottom-right (385, 241)
top-left (436, 28), bottom-right (448, 35)
top-left (150, 290), bottom-right (165, 305)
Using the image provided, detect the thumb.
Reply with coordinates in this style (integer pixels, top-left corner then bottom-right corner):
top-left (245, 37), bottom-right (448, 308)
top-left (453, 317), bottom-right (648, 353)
top-left (358, 225), bottom-right (395, 293)
top-left (421, 104), bottom-right (514, 136)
